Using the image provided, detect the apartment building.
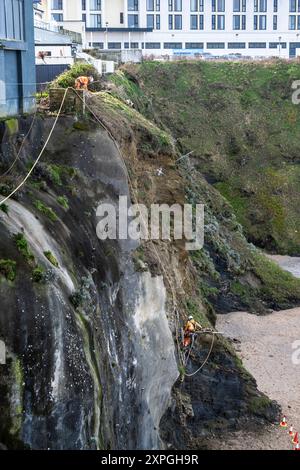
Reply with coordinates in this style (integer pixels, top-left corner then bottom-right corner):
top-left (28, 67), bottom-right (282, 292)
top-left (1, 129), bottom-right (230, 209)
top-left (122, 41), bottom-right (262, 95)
top-left (0, 1), bottom-right (36, 117)
top-left (41, 1), bottom-right (300, 58)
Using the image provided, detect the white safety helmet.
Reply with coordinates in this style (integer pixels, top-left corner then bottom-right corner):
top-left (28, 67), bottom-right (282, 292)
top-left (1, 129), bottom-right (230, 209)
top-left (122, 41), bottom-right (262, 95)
top-left (188, 315), bottom-right (193, 320)
top-left (89, 76), bottom-right (94, 83)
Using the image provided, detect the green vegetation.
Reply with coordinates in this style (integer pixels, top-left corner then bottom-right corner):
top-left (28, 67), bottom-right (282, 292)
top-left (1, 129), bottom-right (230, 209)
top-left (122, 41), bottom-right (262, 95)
top-left (0, 203), bottom-right (9, 214)
top-left (34, 200), bottom-right (58, 222)
top-left (43, 251), bottom-right (59, 268)
top-left (252, 252), bottom-right (300, 306)
top-left (5, 118), bottom-right (18, 136)
top-left (125, 60), bottom-right (300, 254)
top-left (51, 62), bottom-right (101, 90)
top-left (57, 195), bottom-right (69, 210)
top-left (14, 233), bottom-right (34, 264)
top-left (32, 266), bottom-right (45, 283)
top-left (249, 396), bottom-right (273, 415)
top-left (0, 259), bottom-right (17, 281)
top-left (9, 357), bottom-right (24, 436)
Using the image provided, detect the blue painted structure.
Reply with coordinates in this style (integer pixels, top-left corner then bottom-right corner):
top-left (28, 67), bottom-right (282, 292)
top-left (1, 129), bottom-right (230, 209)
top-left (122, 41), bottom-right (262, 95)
top-left (0, 0), bottom-right (36, 117)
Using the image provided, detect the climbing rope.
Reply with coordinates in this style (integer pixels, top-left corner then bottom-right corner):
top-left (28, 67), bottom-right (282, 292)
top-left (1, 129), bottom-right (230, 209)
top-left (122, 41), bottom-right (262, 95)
top-left (0, 109), bottom-right (38, 180)
top-left (184, 332), bottom-right (215, 378)
top-left (0, 87), bottom-right (69, 206)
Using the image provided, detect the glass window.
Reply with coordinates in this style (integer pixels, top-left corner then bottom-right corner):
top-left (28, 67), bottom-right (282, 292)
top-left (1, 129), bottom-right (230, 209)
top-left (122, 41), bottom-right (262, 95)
top-left (128, 14), bottom-right (139, 27)
top-left (175, 14), bottom-right (182, 29)
top-left (128, 0), bottom-right (139, 11)
top-left (52, 13), bottom-right (63, 21)
top-left (156, 14), bottom-right (160, 29)
top-left (90, 0), bottom-right (101, 10)
top-left (191, 15), bottom-right (198, 29)
top-left (191, 0), bottom-right (198, 11)
top-left (233, 0), bottom-right (240, 11)
top-left (147, 0), bottom-right (154, 10)
top-left (147, 14), bottom-right (154, 27)
top-left (89, 13), bottom-right (101, 27)
top-left (52, 0), bottom-right (63, 9)
top-left (233, 15), bottom-right (241, 29)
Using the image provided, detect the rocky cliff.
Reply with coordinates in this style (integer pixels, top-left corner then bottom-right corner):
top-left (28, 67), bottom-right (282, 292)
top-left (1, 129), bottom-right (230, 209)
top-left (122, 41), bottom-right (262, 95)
top-left (1, 62), bottom-right (299, 449)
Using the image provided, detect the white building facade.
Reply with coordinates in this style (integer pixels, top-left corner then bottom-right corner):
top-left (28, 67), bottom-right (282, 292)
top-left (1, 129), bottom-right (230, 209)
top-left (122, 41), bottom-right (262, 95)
top-left (41, 0), bottom-right (300, 58)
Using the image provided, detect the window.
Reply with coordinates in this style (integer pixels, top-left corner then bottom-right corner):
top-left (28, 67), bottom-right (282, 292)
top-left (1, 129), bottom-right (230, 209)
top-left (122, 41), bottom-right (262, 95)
top-left (52, 0), bottom-right (63, 9)
top-left (233, 15), bottom-right (241, 29)
top-left (82, 0), bottom-right (86, 10)
top-left (212, 0), bottom-right (225, 12)
top-left (175, 14), bottom-right (182, 29)
top-left (233, 0), bottom-right (240, 11)
top-left (254, 14), bottom-right (266, 29)
top-left (249, 42), bottom-right (266, 48)
top-left (90, 0), bottom-right (101, 10)
top-left (164, 42), bottom-right (182, 49)
top-left (147, 0), bottom-right (154, 9)
top-left (185, 42), bottom-right (204, 48)
top-left (273, 0), bottom-right (278, 12)
top-left (212, 14), bottom-right (225, 29)
top-left (273, 15), bottom-right (277, 29)
top-left (169, 14), bottom-right (182, 29)
top-left (207, 42), bottom-right (225, 48)
top-left (128, 0), bottom-right (139, 11)
top-left (147, 14), bottom-right (154, 28)
top-left (89, 14), bottom-right (101, 27)
top-left (289, 0), bottom-right (300, 12)
top-left (156, 14), bottom-right (160, 29)
top-left (145, 42), bottom-right (161, 48)
top-left (128, 14), bottom-right (139, 27)
top-left (89, 42), bottom-right (103, 48)
top-left (0, 0), bottom-right (25, 41)
top-left (82, 13), bottom-right (86, 22)
top-left (52, 13), bottom-right (63, 22)
top-left (228, 42), bottom-right (246, 48)
top-left (120, 12), bottom-right (124, 23)
top-left (147, 0), bottom-right (160, 11)
top-left (124, 42), bottom-right (139, 48)
top-left (169, 0), bottom-right (182, 11)
top-left (191, 0), bottom-right (198, 10)
top-left (269, 42), bottom-right (287, 48)
top-left (289, 15), bottom-right (300, 29)
top-left (254, 0), bottom-right (267, 11)
top-left (191, 15), bottom-right (198, 29)
top-left (108, 42), bottom-right (122, 49)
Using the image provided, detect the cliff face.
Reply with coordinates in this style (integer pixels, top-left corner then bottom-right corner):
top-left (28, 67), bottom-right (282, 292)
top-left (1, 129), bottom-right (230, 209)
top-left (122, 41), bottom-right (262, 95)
top-left (0, 115), bottom-right (178, 449)
top-left (0, 72), bottom-right (291, 449)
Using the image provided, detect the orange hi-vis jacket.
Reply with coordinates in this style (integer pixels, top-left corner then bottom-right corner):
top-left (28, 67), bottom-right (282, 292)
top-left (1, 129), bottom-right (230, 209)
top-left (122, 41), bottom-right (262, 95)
top-left (184, 319), bottom-right (202, 334)
top-left (75, 76), bottom-right (90, 90)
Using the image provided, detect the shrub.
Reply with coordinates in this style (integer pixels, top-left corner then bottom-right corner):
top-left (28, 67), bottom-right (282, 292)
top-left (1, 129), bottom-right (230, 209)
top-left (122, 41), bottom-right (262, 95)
top-left (32, 266), bottom-right (45, 283)
top-left (51, 63), bottom-right (101, 90)
top-left (14, 233), bottom-right (35, 263)
top-left (0, 259), bottom-right (16, 281)
top-left (57, 195), bottom-right (69, 210)
top-left (34, 200), bottom-right (58, 222)
top-left (0, 203), bottom-right (9, 214)
top-left (43, 251), bottom-right (59, 267)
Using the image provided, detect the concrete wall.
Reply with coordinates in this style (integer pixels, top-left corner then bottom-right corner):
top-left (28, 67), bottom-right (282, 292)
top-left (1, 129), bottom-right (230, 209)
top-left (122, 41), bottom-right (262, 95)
top-left (0, 0), bottom-right (36, 118)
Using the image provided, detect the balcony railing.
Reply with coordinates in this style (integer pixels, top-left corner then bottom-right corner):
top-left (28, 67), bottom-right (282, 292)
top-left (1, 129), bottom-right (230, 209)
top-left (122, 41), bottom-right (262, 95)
top-left (34, 19), bottom-right (83, 44)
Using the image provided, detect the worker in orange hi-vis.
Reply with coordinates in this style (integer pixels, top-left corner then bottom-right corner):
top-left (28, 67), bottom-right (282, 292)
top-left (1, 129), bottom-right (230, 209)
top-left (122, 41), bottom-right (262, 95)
top-left (74, 76), bottom-right (94, 90)
top-left (183, 316), bottom-right (202, 348)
